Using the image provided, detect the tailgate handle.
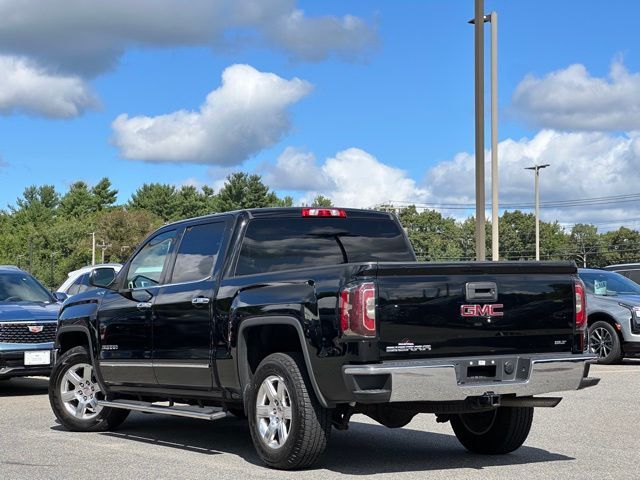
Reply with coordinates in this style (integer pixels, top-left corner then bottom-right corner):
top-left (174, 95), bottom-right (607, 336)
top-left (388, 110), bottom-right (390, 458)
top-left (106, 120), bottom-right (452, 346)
top-left (465, 282), bottom-right (498, 302)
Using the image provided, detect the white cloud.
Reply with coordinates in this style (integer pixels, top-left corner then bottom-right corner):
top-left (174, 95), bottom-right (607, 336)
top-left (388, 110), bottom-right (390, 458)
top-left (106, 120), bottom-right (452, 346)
top-left (512, 58), bottom-right (640, 131)
top-left (0, 0), bottom-right (377, 76)
top-left (424, 130), bottom-right (640, 227)
top-left (264, 147), bottom-right (427, 208)
top-left (111, 64), bottom-right (313, 165)
top-left (263, 131), bottom-right (640, 229)
top-left (263, 147), bottom-right (329, 190)
top-left (0, 55), bottom-right (97, 118)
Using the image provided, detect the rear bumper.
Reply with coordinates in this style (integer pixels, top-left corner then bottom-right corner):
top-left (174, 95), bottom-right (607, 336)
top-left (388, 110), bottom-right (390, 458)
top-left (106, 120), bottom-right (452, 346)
top-left (342, 352), bottom-right (597, 404)
top-left (0, 342), bottom-right (54, 379)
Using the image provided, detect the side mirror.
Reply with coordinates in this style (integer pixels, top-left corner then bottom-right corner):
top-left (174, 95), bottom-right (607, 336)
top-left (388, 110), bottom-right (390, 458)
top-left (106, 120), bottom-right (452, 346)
top-left (88, 267), bottom-right (117, 290)
top-left (53, 291), bottom-right (69, 303)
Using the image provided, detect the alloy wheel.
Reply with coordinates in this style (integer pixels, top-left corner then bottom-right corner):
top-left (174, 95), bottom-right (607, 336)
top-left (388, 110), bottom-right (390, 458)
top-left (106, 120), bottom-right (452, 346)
top-left (255, 375), bottom-right (293, 450)
top-left (60, 363), bottom-right (103, 420)
top-left (590, 327), bottom-right (614, 359)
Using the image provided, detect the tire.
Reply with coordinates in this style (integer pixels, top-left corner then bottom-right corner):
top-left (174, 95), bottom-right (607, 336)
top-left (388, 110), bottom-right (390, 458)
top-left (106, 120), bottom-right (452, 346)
top-left (589, 321), bottom-right (623, 364)
top-left (49, 346), bottom-right (129, 432)
top-left (451, 407), bottom-right (534, 454)
top-left (247, 352), bottom-right (331, 470)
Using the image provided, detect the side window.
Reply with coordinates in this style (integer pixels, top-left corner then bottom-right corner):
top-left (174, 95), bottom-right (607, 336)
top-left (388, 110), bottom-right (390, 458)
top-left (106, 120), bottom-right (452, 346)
top-left (171, 222), bottom-right (226, 284)
top-left (628, 270), bottom-right (640, 285)
top-left (67, 274), bottom-right (86, 295)
top-left (127, 230), bottom-right (176, 289)
top-left (75, 273), bottom-right (91, 294)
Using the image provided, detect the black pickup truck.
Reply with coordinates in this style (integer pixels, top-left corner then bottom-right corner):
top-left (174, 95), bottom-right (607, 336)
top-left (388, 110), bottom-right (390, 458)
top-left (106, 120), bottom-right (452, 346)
top-left (49, 207), bottom-right (597, 469)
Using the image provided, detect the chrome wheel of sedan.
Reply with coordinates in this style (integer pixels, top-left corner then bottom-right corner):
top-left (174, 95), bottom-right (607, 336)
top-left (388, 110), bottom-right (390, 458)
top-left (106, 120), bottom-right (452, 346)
top-left (255, 375), bottom-right (293, 450)
top-left (60, 363), bottom-right (103, 420)
top-left (590, 327), bottom-right (614, 359)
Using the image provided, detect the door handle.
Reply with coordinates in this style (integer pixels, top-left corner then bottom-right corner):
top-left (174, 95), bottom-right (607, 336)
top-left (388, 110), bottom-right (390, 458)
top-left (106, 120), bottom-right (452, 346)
top-left (137, 302), bottom-right (152, 310)
top-left (191, 297), bottom-right (211, 306)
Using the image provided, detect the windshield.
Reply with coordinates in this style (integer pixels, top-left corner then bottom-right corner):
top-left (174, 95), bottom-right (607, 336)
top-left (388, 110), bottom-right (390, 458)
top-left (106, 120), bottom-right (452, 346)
top-left (0, 272), bottom-right (54, 303)
top-left (579, 270), bottom-right (640, 296)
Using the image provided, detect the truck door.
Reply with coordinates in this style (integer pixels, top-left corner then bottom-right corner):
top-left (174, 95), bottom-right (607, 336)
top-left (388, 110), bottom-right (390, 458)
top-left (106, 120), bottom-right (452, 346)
top-left (98, 229), bottom-right (177, 386)
top-left (152, 219), bottom-right (230, 390)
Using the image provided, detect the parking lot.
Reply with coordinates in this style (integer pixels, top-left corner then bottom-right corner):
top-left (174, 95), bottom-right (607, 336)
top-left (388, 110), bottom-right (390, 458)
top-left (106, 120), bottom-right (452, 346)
top-left (0, 362), bottom-right (637, 480)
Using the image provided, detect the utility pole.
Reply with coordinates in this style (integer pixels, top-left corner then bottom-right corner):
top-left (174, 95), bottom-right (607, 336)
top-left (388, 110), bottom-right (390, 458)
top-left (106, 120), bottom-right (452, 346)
top-left (28, 238), bottom-right (33, 273)
top-left (50, 252), bottom-right (56, 289)
top-left (96, 240), bottom-right (112, 263)
top-left (473, 0), bottom-right (486, 261)
top-left (469, 10), bottom-right (499, 261)
top-left (525, 164), bottom-right (550, 261)
top-left (90, 232), bottom-right (96, 266)
top-left (490, 12), bottom-right (499, 261)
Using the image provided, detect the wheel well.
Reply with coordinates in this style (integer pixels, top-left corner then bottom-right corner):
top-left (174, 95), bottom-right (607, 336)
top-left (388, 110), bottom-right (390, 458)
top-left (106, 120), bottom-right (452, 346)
top-left (244, 324), bottom-right (302, 375)
top-left (588, 313), bottom-right (622, 336)
top-left (58, 331), bottom-right (90, 355)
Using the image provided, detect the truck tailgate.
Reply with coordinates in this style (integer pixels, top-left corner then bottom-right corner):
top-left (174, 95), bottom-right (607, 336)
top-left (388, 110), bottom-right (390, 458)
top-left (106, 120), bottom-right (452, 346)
top-left (376, 262), bottom-right (577, 359)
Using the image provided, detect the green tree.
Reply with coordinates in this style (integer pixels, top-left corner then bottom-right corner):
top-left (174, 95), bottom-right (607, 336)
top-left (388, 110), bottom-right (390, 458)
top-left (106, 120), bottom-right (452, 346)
top-left (569, 224), bottom-right (600, 267)
top-left (91, 177), bottom-right (118, 211)
top-left (129, 183), bottom-right (178, 221)
top-left (215, 173), bottom-right (281, 211)
top-left (59, 181), bottom-right (95, 217)
top-left (398, 206), bottom-right (464, 261)
top-left (95, 208), bottom-right (163, 262)
top-left (312, 195), bottom-right (333, 207)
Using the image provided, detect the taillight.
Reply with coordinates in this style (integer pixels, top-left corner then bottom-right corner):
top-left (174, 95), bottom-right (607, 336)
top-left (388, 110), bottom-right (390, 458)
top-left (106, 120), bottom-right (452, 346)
top-left (302, 208), bottom-right (346, 218)
top-left (574, 279), bottom-right (587, 330)
top-left (339, 282), bottom-right (376, 338)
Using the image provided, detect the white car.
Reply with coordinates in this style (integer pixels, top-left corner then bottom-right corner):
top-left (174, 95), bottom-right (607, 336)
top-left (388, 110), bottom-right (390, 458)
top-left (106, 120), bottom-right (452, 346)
top-left (57, 264), bottom-right (122, 296)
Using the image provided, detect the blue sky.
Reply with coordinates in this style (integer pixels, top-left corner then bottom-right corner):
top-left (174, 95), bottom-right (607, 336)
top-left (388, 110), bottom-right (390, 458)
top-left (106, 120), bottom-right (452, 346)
top-left (1, 0), bottom-right (639, 229)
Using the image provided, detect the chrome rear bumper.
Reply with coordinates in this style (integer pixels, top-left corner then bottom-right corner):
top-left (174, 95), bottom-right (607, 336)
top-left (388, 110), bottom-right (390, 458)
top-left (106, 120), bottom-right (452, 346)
top-left (343, 353), bottom-right (597, 403)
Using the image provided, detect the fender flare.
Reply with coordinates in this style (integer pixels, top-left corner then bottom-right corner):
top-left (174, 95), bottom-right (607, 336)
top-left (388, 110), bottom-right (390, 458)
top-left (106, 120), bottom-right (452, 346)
top-left (236, 316), bottom-right (330, 408)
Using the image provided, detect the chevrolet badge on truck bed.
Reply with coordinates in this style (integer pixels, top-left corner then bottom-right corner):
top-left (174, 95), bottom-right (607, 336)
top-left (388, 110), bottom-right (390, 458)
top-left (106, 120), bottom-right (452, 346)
top-left (49, 207), bottom-right (599, 470)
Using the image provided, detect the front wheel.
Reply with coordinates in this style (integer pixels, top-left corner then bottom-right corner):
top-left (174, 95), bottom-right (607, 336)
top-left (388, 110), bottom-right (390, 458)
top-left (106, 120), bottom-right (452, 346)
top-left (247, 352), bottom-right (331, 470)
top-left (49, 346), bottom-right (129, 432)
top-left (451, 407), bottom-right (534, 454)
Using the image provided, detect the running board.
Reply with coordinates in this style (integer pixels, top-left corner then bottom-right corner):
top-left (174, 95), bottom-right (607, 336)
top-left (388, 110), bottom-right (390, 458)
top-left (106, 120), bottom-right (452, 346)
top-left (98, 399), bottom-right (227, 421)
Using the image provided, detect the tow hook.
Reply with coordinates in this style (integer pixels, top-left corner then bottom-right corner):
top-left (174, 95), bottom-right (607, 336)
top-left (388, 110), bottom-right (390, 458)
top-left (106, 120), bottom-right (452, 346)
top-left (466, 392), bottom-right (501, 409)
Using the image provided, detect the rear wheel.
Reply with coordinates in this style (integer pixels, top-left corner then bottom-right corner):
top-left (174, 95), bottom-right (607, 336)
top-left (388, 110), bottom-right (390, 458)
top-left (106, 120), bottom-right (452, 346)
top-left (451, 407), bottom-right (534, 454)
top-left (589, 321), bottom-right (622, 364)
top-left (49, 346), bottom-right (129, 432)
top-left (247, 352), bottom-right (331, 470)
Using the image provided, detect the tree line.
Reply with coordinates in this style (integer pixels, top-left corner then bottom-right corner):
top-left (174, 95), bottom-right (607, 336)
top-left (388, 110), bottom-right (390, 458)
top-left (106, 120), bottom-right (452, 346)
top-left (0, 174), bottom-right (637, 289)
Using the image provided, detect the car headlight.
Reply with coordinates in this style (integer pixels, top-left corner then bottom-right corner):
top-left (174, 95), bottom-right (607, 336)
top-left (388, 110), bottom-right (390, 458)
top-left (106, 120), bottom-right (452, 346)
top-left (630, 306), bottom-right (640, 332)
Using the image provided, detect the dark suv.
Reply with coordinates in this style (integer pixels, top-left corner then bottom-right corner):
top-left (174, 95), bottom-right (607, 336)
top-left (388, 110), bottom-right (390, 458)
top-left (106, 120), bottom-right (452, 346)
top-left (0, 266), bottom-right (64, 379)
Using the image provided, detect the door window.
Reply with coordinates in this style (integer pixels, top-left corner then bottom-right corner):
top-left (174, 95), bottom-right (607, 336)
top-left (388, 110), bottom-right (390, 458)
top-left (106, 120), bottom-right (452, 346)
top-left (67, 273), bottom-right (89, 295)
top-left (171, 222), bottom-right (226, 284)
top-left (626, 270), bottom-right (640, 285)
top-left (127, 230), bottom-right (176, 289)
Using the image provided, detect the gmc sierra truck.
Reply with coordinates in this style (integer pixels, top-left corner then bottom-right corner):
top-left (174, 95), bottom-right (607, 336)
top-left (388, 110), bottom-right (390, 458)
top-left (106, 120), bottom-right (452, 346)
top-left (49, 207), bottom-right (598, 470)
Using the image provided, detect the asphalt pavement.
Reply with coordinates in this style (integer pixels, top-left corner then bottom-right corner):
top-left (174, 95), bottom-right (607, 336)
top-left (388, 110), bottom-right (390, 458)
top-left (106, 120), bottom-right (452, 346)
top-left (1, 361), bottom-right (639, 480)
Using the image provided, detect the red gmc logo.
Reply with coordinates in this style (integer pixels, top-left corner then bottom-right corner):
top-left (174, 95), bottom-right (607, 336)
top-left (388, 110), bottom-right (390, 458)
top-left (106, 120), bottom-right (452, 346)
top-left (460, 304), bottom-right (504, 317)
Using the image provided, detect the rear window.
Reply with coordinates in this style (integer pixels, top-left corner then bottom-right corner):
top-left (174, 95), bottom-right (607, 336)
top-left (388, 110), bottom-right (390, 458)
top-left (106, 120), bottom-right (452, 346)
top-left (235, 217), bottom-right (414, 276)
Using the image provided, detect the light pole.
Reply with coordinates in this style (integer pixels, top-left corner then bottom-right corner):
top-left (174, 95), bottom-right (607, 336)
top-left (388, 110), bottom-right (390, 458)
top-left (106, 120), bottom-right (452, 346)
top-left (90, 232), bottom-right (96, 265)
top-left (525, 164), bottom-right (550, 261)
top-left (469, 11), bottom-right (499, 261)
top-left (473, 0), bottom-right (486, 261)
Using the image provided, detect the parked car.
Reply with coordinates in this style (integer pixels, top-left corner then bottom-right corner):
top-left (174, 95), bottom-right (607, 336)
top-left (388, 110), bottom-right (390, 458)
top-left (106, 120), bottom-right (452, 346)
top-left (578, 268), bottom-right (640, 364)
top-left (50, 208), bottom-right (597, 470)
top-left (603, 263), bottom-right (640, 285)
top-left (57, 263), bottom-right (121, 296)
top-left (0, 265), bottom-right (65, 380)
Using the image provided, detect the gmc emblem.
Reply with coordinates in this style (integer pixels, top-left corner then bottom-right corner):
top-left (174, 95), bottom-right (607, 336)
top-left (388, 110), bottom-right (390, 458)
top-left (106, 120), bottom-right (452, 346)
top-left (28, 325), bottom-right (44, 333)
top-left (460, 304), bottom-right (504, 317)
